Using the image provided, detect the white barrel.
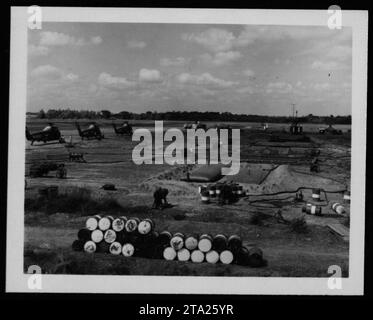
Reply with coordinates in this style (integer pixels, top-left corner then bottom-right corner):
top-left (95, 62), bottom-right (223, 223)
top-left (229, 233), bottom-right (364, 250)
top-left (332, 202), bottom-right (345, 215)
top-left (200, 190), bottom-right (210, 204)
top-left (91, 229), bottom-right (104, 243)
top-left (112, 217), bottom-right (126, 232)
top-left (343, 191), bottom-right (351, 203)
top-left (309, 205), bottom-right (317, 215)
top-left (122, 243), bottom-right (135, 257)
top-left (185, 236), bottom-right (198, 251)
top-left (312, 188), bottom-right (321, 201)
top-left (170, 233), bottom-right (184, 251)
top-left (163, 247), bottom-right (177, 260)
top-left (98, 216), bottom-right (113, 231)
top-left (302, 204), bottom-right (322, 216)
top-left (109, 242), bottom-right (122, 255)
top-left (206, 250), bottom-right (219, 264)
top-left (198, 185), bottom-right (207, 194)
top-left (215, 185), bottom-right (222, 196)
top-left (198, 234), bottom-right (213, 253)
top-left (177, 248), bottom-right (191, 262)
top-left (237, 186), bottom-right (243, 196)
top-left (85, 215), bottom-right (101, 231)
top-left (104, 229), bottom-right (116, 243)
top-left (84, 241), bottom-right (96, 253)
top-left (220, 250), bottom-right (234, 264)
top-left (208, 186), bottom-right (216, 197)
top-left (125, 218), bottom-right (140, 232)
top-left (138, 219), bottom-right (154, 235)
top-left (191, 250), bottom-right (205, 263)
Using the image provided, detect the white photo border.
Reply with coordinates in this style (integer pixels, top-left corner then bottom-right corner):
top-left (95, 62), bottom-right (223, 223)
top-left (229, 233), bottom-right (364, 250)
top-left (7, 6), bottom-right (368, 295)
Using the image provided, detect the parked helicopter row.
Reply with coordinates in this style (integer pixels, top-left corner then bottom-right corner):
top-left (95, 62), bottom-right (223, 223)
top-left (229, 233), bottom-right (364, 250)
top-left (25, 121), bottom-right (133, 145)
top-left (26, 120), bottom-right (229, 145)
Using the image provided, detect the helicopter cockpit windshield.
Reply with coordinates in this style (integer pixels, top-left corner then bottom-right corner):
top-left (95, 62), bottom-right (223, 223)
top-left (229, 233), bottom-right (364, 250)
top-left (43, 126), bottom-right (52, 132)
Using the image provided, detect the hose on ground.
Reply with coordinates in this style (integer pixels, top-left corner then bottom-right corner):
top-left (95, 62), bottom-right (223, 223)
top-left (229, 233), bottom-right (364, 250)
top-left (244, 186), bottom-right (347, 198)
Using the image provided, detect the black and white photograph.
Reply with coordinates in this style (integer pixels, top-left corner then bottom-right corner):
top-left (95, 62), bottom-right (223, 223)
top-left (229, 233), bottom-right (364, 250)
top-left (6, 7), bottom-right (368, 295)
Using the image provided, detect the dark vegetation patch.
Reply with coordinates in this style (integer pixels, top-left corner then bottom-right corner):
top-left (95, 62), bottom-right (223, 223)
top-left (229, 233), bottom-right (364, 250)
top-left (25, 187), bottom-right (124, 215)
top-left (289, 216), bottom-right (309, 234)
top-left (249, 212), bottom-right (271, 226)
top-left (342, 216), bottom-right (350, 228)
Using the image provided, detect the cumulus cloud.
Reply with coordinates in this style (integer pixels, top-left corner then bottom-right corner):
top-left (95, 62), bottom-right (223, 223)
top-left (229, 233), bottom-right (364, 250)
top-left (182, 28), bottom-right (236, 52)
top-left (326, 45), bottom-right (352, 61)
top-left (30, 65), bottom-right (79, 83)
top-left (30, 65), bottom-right (63, 79)
top-left (177, 72), bottom-right (236, 89)
top-left (90, 36), bottom-right (103, 45)
top-left (311, 60), bottom-right (339, 70)
top-left (39, 31), bottom-right (102, 47)
top-left (29, 32), bottom-right (102, 58)
top-left (236, 25), bottom-right (351, 46)
top-left (181, 26), bottom-right (300, 52)
top-left (29, 44), bottom-right (50, 57)
top-left (160, 57), bottom-right (188, 67)
top-left (127, 40), bottom-right (147, 49)
top-left (236, 86), bottom-right (255, 94)
top-left (266, 82), bottom-right (293, 94)
top-left (183, 26), bottom-right (352, 56)
top-left (65, 73), bottom-right (79, 81)
top-left (98, 72), bottom-right (137, 89)
top-left (200, 51), bottom-right (242, 66)
top-left (139, 69), bottom-right (162, 83)
top-left (243, 69), bottom-right (255, 77)
top-left (312, 83), bottom-right (331, 91)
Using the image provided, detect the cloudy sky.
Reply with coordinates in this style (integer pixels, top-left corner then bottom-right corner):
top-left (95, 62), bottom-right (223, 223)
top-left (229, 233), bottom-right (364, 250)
top-left (27, 23), bottom-right (352, 116)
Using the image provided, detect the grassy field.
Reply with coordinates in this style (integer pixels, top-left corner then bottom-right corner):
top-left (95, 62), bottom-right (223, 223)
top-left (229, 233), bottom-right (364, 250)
top-left (24, 119), bottom-right (351, 277)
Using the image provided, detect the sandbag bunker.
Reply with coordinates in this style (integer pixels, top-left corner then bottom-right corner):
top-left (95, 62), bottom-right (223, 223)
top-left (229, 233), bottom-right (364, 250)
top-left (72, 215), bottom-right (266, 267)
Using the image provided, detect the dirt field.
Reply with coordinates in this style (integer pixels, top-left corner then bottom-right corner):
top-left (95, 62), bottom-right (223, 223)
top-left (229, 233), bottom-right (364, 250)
top-left (24, 119), bottom-right (351, 277)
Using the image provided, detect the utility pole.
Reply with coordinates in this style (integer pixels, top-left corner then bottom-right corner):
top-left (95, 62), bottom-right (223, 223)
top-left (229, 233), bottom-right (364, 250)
top-left (291, 103), bottom-right (296, 119)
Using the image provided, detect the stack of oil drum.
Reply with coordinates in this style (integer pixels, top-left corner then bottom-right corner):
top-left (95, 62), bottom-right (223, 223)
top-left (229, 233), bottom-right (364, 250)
top-left (162, 233), bottom-right (265, 267)
top-left (72, 215), bottom-right (265, 267)
top-left (72, 215), bottom-right (158, 258)
top-left (199, 182), bottom-right (247, 204)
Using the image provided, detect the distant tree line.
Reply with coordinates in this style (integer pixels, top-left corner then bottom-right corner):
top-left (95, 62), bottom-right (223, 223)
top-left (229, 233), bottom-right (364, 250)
top-left (29, 109), bottom-right (352, 124)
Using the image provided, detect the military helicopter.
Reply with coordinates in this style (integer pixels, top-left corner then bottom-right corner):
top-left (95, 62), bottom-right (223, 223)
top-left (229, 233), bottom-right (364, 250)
top-left (75, 122), bottom-right (104, 140)
top-left (26, 123), bottom-right (65, 145)
top-left (183, 121), bottom-right (207, 130)
top-left (112, 121), bottom-right (133, 136)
